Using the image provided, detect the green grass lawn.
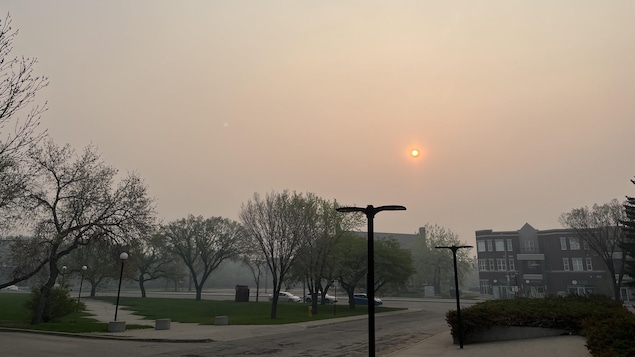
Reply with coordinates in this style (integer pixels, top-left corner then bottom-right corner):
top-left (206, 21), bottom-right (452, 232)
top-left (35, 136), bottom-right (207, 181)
top-left (0, 292), bottom-right (138, 333)
top-left (0, 292), bottom-right (403, 333)
top-left (94, 296), bottom-right (402, 325)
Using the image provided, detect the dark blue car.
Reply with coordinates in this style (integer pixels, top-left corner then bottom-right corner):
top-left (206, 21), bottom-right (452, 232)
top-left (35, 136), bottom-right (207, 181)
top-left (351, 293), bottom-right (382, 305)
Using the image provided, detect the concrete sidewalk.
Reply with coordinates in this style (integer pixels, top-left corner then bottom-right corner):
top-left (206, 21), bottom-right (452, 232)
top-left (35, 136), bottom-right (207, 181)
top-left (81, 299), bottom-right (591, 356)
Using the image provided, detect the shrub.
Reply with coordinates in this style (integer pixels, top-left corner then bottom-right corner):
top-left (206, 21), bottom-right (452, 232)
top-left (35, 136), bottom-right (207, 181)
top-left (583, 314), bottom-right (635, 357)
top-left (446, 294), bottom-right (634, 356)
top-left (25, 285), bottom-right (85, 323)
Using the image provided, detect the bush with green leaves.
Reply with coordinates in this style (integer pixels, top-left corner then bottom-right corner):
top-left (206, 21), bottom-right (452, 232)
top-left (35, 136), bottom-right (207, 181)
top-left (446, 294), bottom-right (634, 356)
top-left (25, 285), bottom-right (85, 323)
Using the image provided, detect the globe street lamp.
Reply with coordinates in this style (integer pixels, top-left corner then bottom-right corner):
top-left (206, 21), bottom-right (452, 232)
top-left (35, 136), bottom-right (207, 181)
top-left (435, 245), bottom-right (473, 349)
top-left (114, 252), bottom-right (128, 321)
top-left (336, 204), bottom-right (406, 357)
top-left (77, 265), bottom-right (88, 306)
top-left (333, 279), bottom-right (338, 316)
top-left (61, 265), bottom-right (67, 286)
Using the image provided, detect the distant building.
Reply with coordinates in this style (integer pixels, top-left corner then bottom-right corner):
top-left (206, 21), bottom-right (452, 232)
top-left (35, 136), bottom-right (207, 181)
top-left (354, 227), bottom-right (425, 251)
top-left (476, 223), bottom-right (634, 301)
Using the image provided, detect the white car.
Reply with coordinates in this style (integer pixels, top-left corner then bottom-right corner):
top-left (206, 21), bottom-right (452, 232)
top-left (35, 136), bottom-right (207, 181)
top-left (268, 291), bottom-right (301, 303)
top-left (305, 293), bottom-right (337, 304)
top-left (1, 285), bottom-right (19, 291)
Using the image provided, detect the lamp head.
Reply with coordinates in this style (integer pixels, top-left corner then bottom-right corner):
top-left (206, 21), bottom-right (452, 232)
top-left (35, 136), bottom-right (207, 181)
top-left (119, 252), bottom-right (129, 260)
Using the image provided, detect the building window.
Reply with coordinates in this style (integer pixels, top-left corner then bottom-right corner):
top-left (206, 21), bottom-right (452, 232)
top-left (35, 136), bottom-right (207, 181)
top-left (560, 237), bottom-right (567, 250)
top-left (477, 241), bottom-right (486, 252)
top-left (506, 239), bottom-right (513, 251)
top-left (572, 258), bottom-right (583, 271)
top-left (486, 240), bottom-right (493, 252)
top-left (495, 239), bottom-right (505, 251)
top-left (563, 258), bottom-right (570, 271)
top-left (586, 257), bottom-right (593, 271)
top-left (479, 279), bottom-right (491, 295)
top-left (478, 259), bottom-right (487, 271)
top-left (583, 240), bottom-right (590, 250)
top-left (569, 238), bottom-right (581, 250)
top-left (488, 259), bottom-right (495, 271)
top-left (496, 258), bottom-right (507, 271)
top-left (524, 240), bottom-right (535, 253)
top-left (508, 259), bottom-right (515, 271)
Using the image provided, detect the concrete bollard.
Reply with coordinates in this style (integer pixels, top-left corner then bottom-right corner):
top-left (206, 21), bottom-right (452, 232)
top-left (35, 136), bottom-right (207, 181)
top-left (108, 321), bottom-right (126, 332)
top-left (155, 319), bottom-right (171, 330)
top-left (214, 315), bottom-right (228, 326)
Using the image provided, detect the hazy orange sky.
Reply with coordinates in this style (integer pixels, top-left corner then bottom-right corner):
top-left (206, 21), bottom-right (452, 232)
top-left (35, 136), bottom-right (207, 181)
top-left (4, 1), bottom-right (634, 245)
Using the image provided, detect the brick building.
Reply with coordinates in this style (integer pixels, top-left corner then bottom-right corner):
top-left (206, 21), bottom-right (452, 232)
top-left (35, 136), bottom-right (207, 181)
top-left (476, 223), bottom-right (633, 301)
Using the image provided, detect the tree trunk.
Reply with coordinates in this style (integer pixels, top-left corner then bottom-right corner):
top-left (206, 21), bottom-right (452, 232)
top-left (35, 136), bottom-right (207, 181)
top-left (270, 277), bottom-right (280, 319)
top-left (90, 284), bottom-right (97, 297)
top-left (348, 290), bottom-right (356, 310)
top-left (139, 276), bottom-right (147, 298)
top-left (31, 272), bottom-right (57, 324)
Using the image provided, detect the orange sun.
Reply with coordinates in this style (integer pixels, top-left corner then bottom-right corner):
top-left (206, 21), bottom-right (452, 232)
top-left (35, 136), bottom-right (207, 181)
top-left (410, 149), bottom-right (420, 157)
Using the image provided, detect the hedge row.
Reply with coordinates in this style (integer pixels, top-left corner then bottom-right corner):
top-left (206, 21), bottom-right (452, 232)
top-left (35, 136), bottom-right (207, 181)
top-left (446, 295), bottom-right (635, 357)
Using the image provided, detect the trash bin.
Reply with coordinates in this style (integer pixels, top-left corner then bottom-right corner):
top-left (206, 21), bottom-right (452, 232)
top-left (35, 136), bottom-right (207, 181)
top-left (235, 285), bottom-right (249, 302)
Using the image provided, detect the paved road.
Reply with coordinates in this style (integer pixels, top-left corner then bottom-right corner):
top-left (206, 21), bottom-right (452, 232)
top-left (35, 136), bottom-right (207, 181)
top-left (0, 295), bottom-right (463, 357)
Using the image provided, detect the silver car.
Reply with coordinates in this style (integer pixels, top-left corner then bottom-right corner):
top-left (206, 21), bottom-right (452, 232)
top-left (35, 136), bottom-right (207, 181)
top-left (268, 291), bottom-right (301, 302)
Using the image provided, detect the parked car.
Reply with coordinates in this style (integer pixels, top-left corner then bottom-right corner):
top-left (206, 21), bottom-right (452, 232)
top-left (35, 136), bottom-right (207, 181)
top-left (350, 293), bottom-right (383, 305)
top-left (305, 293), bottom-right (337, 304)
top-left (1, 285), bottom-right (19, 291)
top-left (268, 291), bottom-right (301, 303)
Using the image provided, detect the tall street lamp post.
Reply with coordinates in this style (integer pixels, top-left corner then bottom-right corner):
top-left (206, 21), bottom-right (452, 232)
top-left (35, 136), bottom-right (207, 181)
top-left (336, 204), bottom-right (406, 357)
top-left (77, 265), bottom-right (87, 306)
top-left (114, 252), bottom-right (128, 321)
top-left (435, 245), bottom-right (473, 349)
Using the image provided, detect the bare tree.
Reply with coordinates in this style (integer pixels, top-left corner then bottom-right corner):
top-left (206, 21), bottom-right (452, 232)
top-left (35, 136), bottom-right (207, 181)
top-left (0, 13), bottom-right (48, 228)
top-left (64, 238), bottom-right (122, 297)
top-left (239, 191), bottom-right (313, 319)
top-left (2, 141), bottom-right (155, 324)
top-left (411, 224), bottom-right (473, 295)
top-left (559, 199), bottom-right (626, 300)
top-left (293, 197), bottom-right (363, 315)
top-left (241, 253), bottom-right (267, 302)
top-left (130, 231), bottom-right (180, 298)
top-left (161, 215), bottom-right (245, 300)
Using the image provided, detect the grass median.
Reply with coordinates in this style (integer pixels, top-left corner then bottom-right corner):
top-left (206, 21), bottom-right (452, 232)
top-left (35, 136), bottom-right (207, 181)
top-left (93, 296), bottom-right (401, 325)
top-left (0, 292), bottom-right (403, 333)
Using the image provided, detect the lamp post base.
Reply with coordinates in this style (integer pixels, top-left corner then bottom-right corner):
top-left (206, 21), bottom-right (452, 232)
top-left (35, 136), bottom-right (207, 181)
top-left (108, 321), bottom-right (126, 332)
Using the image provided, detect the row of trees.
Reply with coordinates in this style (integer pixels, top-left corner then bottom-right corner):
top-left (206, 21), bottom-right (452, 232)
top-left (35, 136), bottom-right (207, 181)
top-left (0, 13), bottom-right (469, 323)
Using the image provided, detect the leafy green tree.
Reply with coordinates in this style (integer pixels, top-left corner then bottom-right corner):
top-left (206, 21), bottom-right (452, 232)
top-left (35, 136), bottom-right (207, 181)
top-left (161, 215), bottom-right (245, 301)
top-left (374, 237), bottom-right (415, 294)
top-left (411, 224), bottom-right (474, 295)
top-left (559, 199), bottom-right (626, 299)
top-left (621, 179), bottom-right (635, 289)
top-left (333, 233), bottom-right (367, 309)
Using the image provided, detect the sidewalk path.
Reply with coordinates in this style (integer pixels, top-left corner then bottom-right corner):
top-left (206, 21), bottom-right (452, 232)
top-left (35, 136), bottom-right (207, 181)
top-left (82, 298), bottom-right (591, 356)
